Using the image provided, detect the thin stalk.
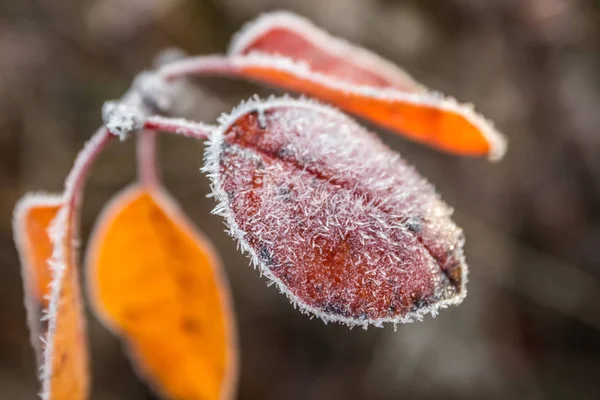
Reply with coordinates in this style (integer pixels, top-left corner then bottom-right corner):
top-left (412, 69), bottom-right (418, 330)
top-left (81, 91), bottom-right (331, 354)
top-left (42, 108), bottom-right (216, 398)
top-left (41, 127), bottom-right (113, 399)
top-left (143, 115), bottom-right (215, 140)
top-left (137, 130), bottom-right (160, 187)
top-left (157, 55), bottom-right (234, 82)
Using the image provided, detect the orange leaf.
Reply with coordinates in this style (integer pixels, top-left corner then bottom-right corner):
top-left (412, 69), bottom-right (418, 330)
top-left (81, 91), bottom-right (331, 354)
top-left (219, 54), bottom-right (506, 160)
top-left (13, 194), bottom-right (90, 400)
top-left (13, 195), bottom-right (62, 358)
top-left (86, 185), bottom-right (238, 400)
top-left (229, 11), bottom-right (424, 92)
top-left (161, 12), bottom-right (505, 159)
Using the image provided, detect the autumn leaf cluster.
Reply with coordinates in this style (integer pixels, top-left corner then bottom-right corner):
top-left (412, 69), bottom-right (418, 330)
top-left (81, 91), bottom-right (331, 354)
top-left (12, 11), bottom-right (505, 400)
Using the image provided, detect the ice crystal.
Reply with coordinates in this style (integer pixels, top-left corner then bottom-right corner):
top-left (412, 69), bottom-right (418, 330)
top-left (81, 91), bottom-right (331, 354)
top-left (102, 101), bottom-right (144, 140)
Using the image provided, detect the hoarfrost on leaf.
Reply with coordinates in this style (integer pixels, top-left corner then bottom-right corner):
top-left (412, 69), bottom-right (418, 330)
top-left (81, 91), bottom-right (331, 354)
top-left (204, 96), bottom-right (468, 328)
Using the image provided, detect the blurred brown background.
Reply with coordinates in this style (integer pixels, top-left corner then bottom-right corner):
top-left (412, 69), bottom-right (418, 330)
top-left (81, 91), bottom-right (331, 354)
top-left (1, 0), bottom-right (600, 399)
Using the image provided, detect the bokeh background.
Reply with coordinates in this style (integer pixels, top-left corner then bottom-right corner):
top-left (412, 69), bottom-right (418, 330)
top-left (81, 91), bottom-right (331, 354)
top-left (1, 0), bottom-right (600, 399)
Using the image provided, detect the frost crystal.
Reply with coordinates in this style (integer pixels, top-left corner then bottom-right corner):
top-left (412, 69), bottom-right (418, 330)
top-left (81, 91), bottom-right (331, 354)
top-left (102, 101), bottom-right (144, 140)
top-left (204, 96), bottom-right (467, 327)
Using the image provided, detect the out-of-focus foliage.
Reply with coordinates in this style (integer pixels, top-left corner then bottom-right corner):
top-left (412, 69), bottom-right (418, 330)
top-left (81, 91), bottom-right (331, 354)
top-left (1, 0), bottom-right (599, 399)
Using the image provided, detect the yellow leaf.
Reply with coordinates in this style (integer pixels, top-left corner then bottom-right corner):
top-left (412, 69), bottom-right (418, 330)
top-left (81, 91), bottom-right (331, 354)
top-left (13, 194), bottom-right (90, 400)
top-left (86, 185), bottom-right (238, 400)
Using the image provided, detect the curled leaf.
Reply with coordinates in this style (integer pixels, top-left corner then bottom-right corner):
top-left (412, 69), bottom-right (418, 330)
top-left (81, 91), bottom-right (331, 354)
top-left (228, 63), bottom-right (504, 160)
top-left (162, 12), bottom-right (505, 160)
top-left (13, 194), bottom-right (63, 358)
top-left (13, 194), bottom-right (89, 399)
top-left (86, 185), bottom-right (238, 400)
top-left (229, 11), bottom-right (423, 91)
top-left (228, 12), bottom-right (505, 159)
top-left (204, 96), bottom-right (467, 328)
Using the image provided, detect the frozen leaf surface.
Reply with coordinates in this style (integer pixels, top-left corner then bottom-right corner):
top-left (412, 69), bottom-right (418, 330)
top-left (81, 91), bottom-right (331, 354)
top-left (86, 185), bottom-right (238, 400)
top-left (204, 97), bottom-right (467, 327)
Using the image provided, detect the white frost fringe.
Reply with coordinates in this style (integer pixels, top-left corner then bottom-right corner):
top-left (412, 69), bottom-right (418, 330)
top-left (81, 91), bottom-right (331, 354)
top-left (34, 129), bottom-right (108, 399)
top-left (231, 52), bottom-right (507, 161)
top-left (11, 191), bottom-right (70, 400)
top-left (12, 193), bottom-right (64, 364)
top-left (228, 10), bottom-right (424, 91)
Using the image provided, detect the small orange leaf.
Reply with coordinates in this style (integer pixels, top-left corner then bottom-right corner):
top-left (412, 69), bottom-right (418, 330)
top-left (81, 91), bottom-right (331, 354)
top-left (13, 194), bottom-right (90, 400)
top-left (86, 185), bottom-right (238, 400)
top-left (13, 194), bottom-right (62, 357)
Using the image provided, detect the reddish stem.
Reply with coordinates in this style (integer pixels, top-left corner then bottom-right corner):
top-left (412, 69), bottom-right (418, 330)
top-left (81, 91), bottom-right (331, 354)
top-left (65, 127), bottom-right (114, 294)
top-left (137, 130), bottom-right (160, 187)
top-left (40, 126), bottom-right (113, 399)
top-left (143, 115), bottom-right (215, 140)
top-left (64, 115), bottom-right (214, 206)
top-left (65, 127), bottom-right (114, 212)
top-left (40, 89), bottom-right (215, 398)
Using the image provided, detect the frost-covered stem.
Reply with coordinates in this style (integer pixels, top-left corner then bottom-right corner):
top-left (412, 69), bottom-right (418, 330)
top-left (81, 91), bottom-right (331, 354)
top-left (41, 127), bottom-right (113, 399)
top-left (157, 55), bottom-right (234, 81)
top-left (64, 127), bottom-right (114, 207)
top-left (137, 130), bottom-right (160, 186)
top-left (143, 115), bottom-right (215, 140)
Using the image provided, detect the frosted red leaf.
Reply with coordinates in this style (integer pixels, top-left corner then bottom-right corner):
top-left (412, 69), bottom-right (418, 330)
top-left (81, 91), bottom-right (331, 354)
top-left (204, 97), bottom-right (467, 327)
top-left (229, 11), bottom-right (423, 92)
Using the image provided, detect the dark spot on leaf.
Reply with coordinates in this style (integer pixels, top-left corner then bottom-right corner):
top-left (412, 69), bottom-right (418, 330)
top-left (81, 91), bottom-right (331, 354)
top-left (277, 185), bottom-right (292, 199)
top-left (444, 259), bottom-right (463, 289)
top-left (181, 317), bottom-right (202, 334)
top-left (280, 272), bottom-right (294, 283)
top-left (220, 141), bottom-right (232, 153)
top-left (124, 309), bottom-right (146, 322)
top-left (175, 273), bottom-right (194, 291)
top-left (226, 190), bottom-right (234, 201)
top-left (405, 217), bottom-right (422, 234)
top-left (259, 246), bottom-right (273, 266)
top-left (255, 157), bottom-right (265, 170)
top-left (277, 146), bottom-right (293, 158)
top-left (53, 352), bottom-right (68, 377)
top-left (411, 293), bottom-right (428, 311)
top-left (250, 111), bottom-right (267, 130)
top-left (322, 301), bottom-right (349, 317)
